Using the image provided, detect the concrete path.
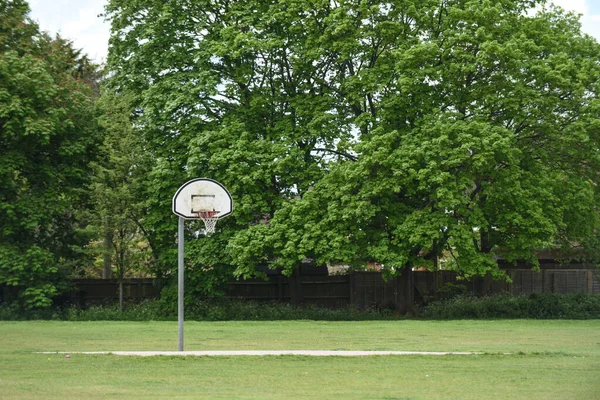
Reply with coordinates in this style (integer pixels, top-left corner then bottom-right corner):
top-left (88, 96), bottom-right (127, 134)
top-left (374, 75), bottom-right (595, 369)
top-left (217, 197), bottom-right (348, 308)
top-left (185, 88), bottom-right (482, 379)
top-left (40, 350), bottom-right (482, 357)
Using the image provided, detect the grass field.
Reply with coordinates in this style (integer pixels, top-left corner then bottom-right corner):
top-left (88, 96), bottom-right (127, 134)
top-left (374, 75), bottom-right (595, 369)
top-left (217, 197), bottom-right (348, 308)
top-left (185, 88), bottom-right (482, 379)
top-left (1, 320), bottom-right (599, 399)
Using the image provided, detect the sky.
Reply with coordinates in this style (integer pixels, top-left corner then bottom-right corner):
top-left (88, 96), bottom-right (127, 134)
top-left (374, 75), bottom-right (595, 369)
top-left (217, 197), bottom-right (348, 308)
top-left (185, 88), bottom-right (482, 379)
top-left (28, 0), bottom-right (109, 62)
top-left (27, 0), bottom-right (600, 64)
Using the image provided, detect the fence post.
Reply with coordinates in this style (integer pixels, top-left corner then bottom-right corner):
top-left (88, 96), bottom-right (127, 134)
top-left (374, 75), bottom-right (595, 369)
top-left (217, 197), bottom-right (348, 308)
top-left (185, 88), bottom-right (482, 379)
top-left (349, 272), bottom-right (355, 307)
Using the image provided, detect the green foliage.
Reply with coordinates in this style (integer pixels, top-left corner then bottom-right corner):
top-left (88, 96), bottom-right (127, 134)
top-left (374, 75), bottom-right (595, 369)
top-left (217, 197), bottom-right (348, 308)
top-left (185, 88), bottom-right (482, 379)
top-left (21, 284), bottom-right (57, 309)
top-left (105, 0), bottom-right (600, 290)
top-left (0, 0), bottom-right (100, 308)
top-left (3, 293), bottom-right (599, 321)
top-left (180, 299), bottom-right (396, 321)
top-left (0, 298), bottom-right (395, 321)
top-left (422, 293), bottom-right (600, 319)
top-left (83, 91), bottom-right (155, 287)
top-left (105, 0), bottom-right (357, 285)
top-left (228, 1), bottom-right (600, 277)
top-left (433, 282), bottom-right (469, 302)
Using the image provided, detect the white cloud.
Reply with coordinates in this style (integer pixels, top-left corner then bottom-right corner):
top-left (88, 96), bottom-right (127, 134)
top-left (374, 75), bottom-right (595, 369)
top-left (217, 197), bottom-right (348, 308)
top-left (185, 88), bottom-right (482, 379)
top-left (28, 0), bottom-right (109, 63)
top-left (552, 0), bottom-right (588, 15)
top-left (551, 0), bottom-right (600, 41)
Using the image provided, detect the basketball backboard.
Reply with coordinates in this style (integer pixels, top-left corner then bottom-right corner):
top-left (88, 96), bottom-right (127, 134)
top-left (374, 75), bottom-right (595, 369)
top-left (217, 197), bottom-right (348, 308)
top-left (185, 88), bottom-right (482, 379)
top-left (172, 178), bottom-right (233, 220)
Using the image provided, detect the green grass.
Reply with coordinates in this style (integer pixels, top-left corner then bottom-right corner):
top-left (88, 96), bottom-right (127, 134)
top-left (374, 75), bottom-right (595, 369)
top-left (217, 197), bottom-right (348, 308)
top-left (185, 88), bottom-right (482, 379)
top-left (1, 320), bottom-right (599, 399)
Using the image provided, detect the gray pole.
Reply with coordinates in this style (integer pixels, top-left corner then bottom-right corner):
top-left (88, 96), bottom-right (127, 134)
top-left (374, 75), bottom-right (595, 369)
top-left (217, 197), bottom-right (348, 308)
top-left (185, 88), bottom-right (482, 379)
top-left (178, 217), bottom-right (184, 351)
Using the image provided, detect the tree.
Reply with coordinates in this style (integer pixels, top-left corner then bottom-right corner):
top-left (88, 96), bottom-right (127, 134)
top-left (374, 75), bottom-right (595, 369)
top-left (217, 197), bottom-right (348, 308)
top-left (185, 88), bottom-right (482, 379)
top-left (89, 91), bottom-right (154, 310)
top-left (230, 1), bottom-right (600, 278)
top-left (105, 0), bottom-right (600, 287)
top-left (105, 0), bottom-right (357, 290)
top-left (0, 0), bottom-right (100, 308)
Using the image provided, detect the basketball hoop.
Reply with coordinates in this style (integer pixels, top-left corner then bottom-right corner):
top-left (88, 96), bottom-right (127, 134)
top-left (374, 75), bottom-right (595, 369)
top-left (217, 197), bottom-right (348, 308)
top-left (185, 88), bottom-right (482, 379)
top-left (172, 178), bottom-right (233, 351)
top-left (195, 210), bottom-right (219, 235)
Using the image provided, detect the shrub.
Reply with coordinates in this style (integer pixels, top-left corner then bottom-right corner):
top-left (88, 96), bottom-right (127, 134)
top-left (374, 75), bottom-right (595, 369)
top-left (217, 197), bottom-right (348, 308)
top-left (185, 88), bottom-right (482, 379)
top-left (422, 293), bottom-right (600, 319)
top-left (64, 300), bottom-right (171, 321)
top-left (434, 283), bottom-right (469, 301)
top-left (181, 299), bottom-right (396, 321)
top-left (0, 298), bottom-right (396, 321)
top-left (2, 293), bottom-right (598, 321)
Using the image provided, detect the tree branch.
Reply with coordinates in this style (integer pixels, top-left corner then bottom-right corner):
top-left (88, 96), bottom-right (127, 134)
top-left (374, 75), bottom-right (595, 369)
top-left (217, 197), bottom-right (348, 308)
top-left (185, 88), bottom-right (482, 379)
top-left (311, 147), bottom-right (357, 161)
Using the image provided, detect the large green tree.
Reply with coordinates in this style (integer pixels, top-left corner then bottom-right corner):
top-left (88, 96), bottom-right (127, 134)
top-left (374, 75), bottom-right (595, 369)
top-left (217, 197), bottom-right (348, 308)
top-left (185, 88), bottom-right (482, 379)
top-left (105, 0), bottom-right (600, 285)
top-left (105, 0), bottom-right (359, 289)
top-left (230, 1), bottom-right (600, 277)
top-left (0, 0), bottom-right (99, 308)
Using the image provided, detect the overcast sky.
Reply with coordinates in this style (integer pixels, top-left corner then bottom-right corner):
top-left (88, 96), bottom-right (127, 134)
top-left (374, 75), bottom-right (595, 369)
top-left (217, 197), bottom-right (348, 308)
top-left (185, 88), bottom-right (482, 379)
top-left (27, 0), bottom-right (600, 64)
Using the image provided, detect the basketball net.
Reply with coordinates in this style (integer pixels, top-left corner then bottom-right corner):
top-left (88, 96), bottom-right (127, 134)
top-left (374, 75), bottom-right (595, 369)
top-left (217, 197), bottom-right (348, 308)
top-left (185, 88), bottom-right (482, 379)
top-left (196, 210), bottom-right (219, 235)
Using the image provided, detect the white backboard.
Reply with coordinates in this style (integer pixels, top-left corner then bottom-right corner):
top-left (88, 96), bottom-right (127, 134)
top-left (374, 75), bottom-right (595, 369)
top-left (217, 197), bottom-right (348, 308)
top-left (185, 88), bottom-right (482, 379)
top-left (172, 178), bottom-right (233, 220)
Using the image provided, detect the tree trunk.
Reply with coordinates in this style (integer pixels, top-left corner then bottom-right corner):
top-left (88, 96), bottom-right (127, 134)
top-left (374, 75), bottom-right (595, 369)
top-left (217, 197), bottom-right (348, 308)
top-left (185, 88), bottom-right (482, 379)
top-left (396, 266), bottom-right (415, 315)
top-left (102, 230), bottom-right (113, 279)
top-left (118, 248), bottom-right (124, 312)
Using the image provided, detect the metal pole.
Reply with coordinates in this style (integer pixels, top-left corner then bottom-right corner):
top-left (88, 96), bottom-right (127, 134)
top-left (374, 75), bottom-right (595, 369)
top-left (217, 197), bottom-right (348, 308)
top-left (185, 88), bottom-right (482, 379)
top-left (178, 217), bottom-right (184, 351)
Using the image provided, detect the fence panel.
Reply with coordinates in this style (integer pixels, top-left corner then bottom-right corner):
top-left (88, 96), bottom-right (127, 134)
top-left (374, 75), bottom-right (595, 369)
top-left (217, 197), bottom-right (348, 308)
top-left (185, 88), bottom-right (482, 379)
top-left (509, 268), bottom-right (599, 295)
top-left (352, 272), bottom-right (397, 309)
top-left (300, 275), bottom-right (350, 308)
top-left (225, 278), bottom-right (286, 301)
top-left (509, 270), bottom-right (544, 295)
top-left (592, 270), bottom-right (600, 294)
top-left (70, 279), bottom-right (160, 305)
top-left (548, 270), bottom-right (589, 294)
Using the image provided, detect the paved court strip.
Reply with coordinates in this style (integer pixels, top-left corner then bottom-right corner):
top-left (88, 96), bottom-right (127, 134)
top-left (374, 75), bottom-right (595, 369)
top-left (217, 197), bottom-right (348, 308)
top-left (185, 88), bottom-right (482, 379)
top-left (40, 350), bottom-right (483, 357)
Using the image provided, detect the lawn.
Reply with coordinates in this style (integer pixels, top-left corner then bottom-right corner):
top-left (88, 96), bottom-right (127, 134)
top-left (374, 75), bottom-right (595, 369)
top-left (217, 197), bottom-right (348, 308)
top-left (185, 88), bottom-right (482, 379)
top-left (1, 320), bottom-right (599, 399)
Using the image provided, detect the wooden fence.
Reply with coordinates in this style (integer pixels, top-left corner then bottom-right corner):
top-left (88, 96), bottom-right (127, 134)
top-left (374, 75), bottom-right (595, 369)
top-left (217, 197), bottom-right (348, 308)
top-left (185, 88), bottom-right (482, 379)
top-left (65, 278), bottom-right (160, 305)
top-left (224, 271), bottom-right (415, 311)
top-left (63, 265), bottom-right (600, 311)
top-left (505, 264), bottom-right (600, 295)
